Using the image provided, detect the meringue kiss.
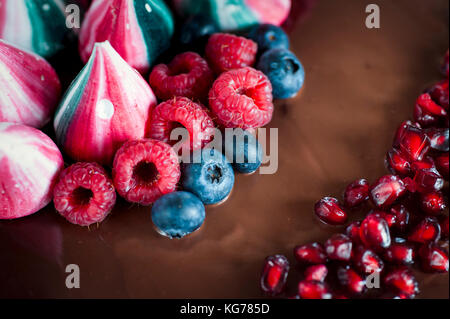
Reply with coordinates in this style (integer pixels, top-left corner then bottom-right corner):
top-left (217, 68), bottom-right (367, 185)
top-left (0, 0), bottom-right (71, 57)
top-left (0, 39), bottom-right (61, 128)
top-left (79, 0), bottom-right (174, 74)
top-left (0, 123), bottom-right (64, 219)
top-left (54, 41), bottom-right (157, 165)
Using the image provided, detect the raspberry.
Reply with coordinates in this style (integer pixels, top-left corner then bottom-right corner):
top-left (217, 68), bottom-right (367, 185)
top-left (148, 97), bottom-right (215, 152)
top-left (149, 52), bottom-right (214, 101)
top-left (209, 67), bottom-right (274, 129)
top-left (53, 162), bottom-right (116, 226)
top-left (205, 33), bottom-right (258, 74)
top-left (112, 139), bottom-right (180, 205)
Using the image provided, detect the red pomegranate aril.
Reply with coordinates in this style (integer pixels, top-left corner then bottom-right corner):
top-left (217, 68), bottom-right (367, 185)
top-left (411, 155), bottom-right (436, 172)
top-left (426, 128), bottom-right (449, 152)
top-left (260, 255), bottom-right (290, 296)
top-left (428, 79), bottom-right (449, 110)
top-left (337, 266), bottom-right (366, 295)
top-left (343, 179), bottom-right (370, 208)
top-left (434, 153), bottom-right (449, 178)
top-left (402, 177), bottom-right (417, 193)
top-left (414, 93), bottom-right (447, 127)
top-left (386, 148), bottom-right (411, 176)
top-left (352, 246), bottom-right (384, 275)
top-left (346, 221), bottom-right (362, 244)
top-left (408, 217), bottom-right (441, 244)
top-left (439, 215), bottom-right (449, 239)
top-left (419, 191), bottom-right (446, 215)
top-left (389, 204), bottom-right (410, 233)
top-left (384, 267), bottom-right (419, 298)
top-left (359, 214), bottom-right (391, 250)
top-left (397, 124), bottom-right (430, 161)
top-left (383, 239), bottom-right (415, 266)
top-left (370, 210), bottom-right (396, 228)
top-left (418, 243), bottom-right (449, 273)
top-left (293, 242), bottom-right (327, 265)
top-left (369, 175), bottom-right (406, 208)
top-left (298, 280), bottom-right (332, 299)
top-left (324, 234), bottom-right (353, 261)
top-left (314, 197), bottom-right (348, 225)
top-left (304, 264), bottom-right (328, 282)
top-left (413, 168), bottom-right (444, 193)
top-left (393, 121), bottom-right (421, 147)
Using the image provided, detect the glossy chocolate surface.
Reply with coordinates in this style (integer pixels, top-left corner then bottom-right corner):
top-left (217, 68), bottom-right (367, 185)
top-left (0, 0), bottom-right (448, 298)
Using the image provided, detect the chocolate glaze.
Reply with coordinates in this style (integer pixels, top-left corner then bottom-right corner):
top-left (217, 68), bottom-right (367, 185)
top-left (0, 0), bottom-right (448, 298)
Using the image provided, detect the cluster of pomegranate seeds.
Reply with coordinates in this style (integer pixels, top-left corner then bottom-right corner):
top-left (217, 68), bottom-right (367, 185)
top-left (260, 51), bottom-right (448, 299)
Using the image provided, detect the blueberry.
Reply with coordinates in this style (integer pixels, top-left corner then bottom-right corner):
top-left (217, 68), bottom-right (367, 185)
top-left (178, 14), bottom-right (219, 46)
top-left (151, 191), bottom-right (205, 239)
top-left (257, 48), bottom-right (304, 99)
top-left (248, 24), bottom-right (289, 52)
top-left (181, 148), bottom-right (234, 205)
top-left (223, 129), bottom-right (263, 174)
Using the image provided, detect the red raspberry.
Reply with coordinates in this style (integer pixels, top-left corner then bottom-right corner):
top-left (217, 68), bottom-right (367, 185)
top-left (149, 52), bottom-right (214, 101)
top-left (53, 162), bottom-right (116, 226)
top-left (209, 67), bottom-right (274, 129)
top-left (112, 139), bottom-right (180, 205)
top-left (148, 97), bottom-right (215, 152)
top-left (205, 33), bottom-right (258, 74)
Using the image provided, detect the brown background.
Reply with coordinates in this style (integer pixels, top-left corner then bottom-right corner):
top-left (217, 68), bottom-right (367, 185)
top-left (0, 0), bottom-right (448, 298)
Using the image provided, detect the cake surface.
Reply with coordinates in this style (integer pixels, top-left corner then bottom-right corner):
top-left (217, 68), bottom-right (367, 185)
top-left (0, 0), bottom-right (448, 298)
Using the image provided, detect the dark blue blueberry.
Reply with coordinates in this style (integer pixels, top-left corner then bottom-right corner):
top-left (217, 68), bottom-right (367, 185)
top-left (151, 191), bottom-right (205, 239)
top-left (248, 24), bottom-right (289, 52)
top-left (257, 48), bottom-right (304, 99)
top-left (181, 148), bottom-right (234, 205)
top-left (223, 129), bottom-right (263, 174)
top-left (178, 14), bottom-right (219, 46)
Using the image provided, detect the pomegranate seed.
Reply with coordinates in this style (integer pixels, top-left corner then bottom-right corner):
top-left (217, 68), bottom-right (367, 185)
top-left (418, 243), bottom-right (449, 273)
top-left (397, 124), bottom-right (430, 161)
top-left (260, 255), bottom-right (290, 296)
top-left (439, 215), bottom-right (449, 239)
top-left (352, 246), bottom-right (384, 275)
top-left (293, 242), bottom-right (327, 265)
top-left (359, 214), bottom-right (391, 250)
top-left (408, 217), bottom-right (441, 244)
top-left (386, 148), bottom-right (411, 176)
top-left (428, 79), bottom-right (449, 110)
top-left (383, 266), bottom-right (419, 298)
top-left (383, 239), bottom-right (415, 266)
top-left (414, 93), bottom-right (447, 127)
top-left (425, 128), bottom-right (449, 152)
top-left (314, 197), bottom-right (348, 225)
top-left (413, 168), bottom-right (444, 193)
top-left (419, 191), bottom-right (446, 215)
top-left (298, 280), bottom-right (332, 299)
top-left (370, 210), bottom-right (396, 228)
top-left (343, 179), bottom-right (370, 208)
top-left (346, 221), bottom-right (362, 244)
top-left (304, 264), bottom-right (328, 282)
top-left (393, 121), bottom-right (421, 147)
top-left (324, 234), bottom-right (353, 261)
top-left (337, 266), bottom-right (366, 295)
top-left (434, 153), bottom-right (449, 178)
top-left (411, 155), bottom-right (436, 172)
top-left (369, 175), bottom-right (406, 208)
top-left (402, 177), bottom-right (417, 193)
top-left (389, 204), bottom-right (410, 233)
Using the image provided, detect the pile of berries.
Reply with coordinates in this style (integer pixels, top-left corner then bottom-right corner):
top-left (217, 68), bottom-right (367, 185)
top-left (260, 50), bottom-right (449, 299)
top-left (34, 24), bottom-right (303, 237)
